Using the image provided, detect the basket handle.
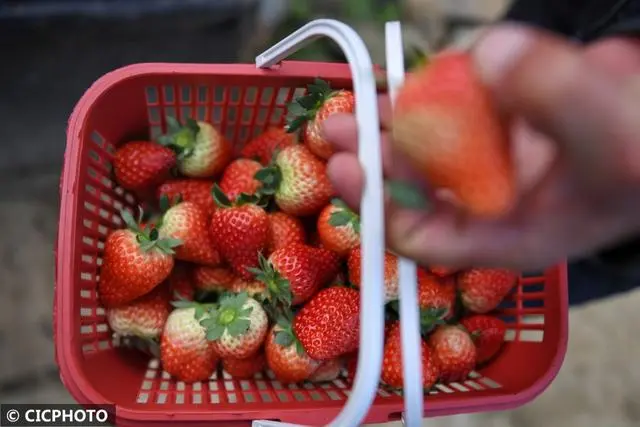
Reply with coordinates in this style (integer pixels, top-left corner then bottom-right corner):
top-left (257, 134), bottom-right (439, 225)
top-left (255, 18), bottom-right (386, 427)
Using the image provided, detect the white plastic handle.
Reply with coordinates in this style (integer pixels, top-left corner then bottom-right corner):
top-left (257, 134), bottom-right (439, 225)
top-left (254, 19), bottom-right (386, 427)
top-left (385, 22), bottom-right (425, 427)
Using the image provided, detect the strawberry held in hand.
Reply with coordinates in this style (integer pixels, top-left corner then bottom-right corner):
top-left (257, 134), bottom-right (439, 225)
top-left (199, 292), bottom-right (268, 359)
top-left (240, 126), bottom-right (296, 165)
top-left (293, 286), bottom-right (360, 360)
top-left (107, 282), bottom-right (171, 339)
top-left (391, 51), bottom-right (516, 217)
top-left (317, 199), bottom-right (360, 257)
top-left (98, 210), bottom-right (181, 308)
top-left (157, 179), bottom-right (216, 217)
top-left (219, 158), bottom-right (263, 201)
top-left (265, 319), bottom-right (321, 384)
top-left (458, 268), bottom-right (518, 314)
top-left (113, 140), bottom-right (176, 193)
top-left (160, 305), bottom-right (219, 383)
top-left (158, 116), bottom-right (232, 178)
top-left (256, 144), bottom-right (334, 217)
top-left (428, 324), bottom-right (477, 383)
top-left (286, 78), bottom-right (355, 160)
top-left (209, 185), bottom-right (269, 280)
top-left (158, 200), bottom-right (221, 266)
top-left (460, 314), bottom-right (506, 364)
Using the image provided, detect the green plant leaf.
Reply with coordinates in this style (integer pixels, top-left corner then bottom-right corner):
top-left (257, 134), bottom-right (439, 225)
top-left (286, 115), bottom-right (308, 133)
top-left (328, 211), bottom-right (352, 227)
top-left (211, 184), bottom-right (231, 208)
top-left (386, 180), bottom-right (430, 210)
top-left (120, 209), bottom-right (139, 231)
top-left (166, 116), bottom-right (181, 132)
top-left (274, 330), bottom-right (293, 347)
top-left (227, 318), bottom-right (251, 337)
top-left (206, 324), bottom-right (225, 341)
top-left (330, 198), bottom-right (349, 209)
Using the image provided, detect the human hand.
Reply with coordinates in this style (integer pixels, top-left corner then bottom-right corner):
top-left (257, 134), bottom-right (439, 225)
top-left (322, 24), bottom-right (640, 271)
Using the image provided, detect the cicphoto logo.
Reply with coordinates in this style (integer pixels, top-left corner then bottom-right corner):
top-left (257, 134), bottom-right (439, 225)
top-left (23, 408), bottom-right (108, 423)
top-left (1, 404), bottom-right (114, 426)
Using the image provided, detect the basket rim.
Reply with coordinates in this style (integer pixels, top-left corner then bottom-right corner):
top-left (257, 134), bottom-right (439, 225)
top-left (55, 61), bottom-right (570, 423)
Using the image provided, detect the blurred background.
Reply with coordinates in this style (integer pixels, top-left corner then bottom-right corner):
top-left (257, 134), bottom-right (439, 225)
top-left (0, 0), bottom-right (639, 426)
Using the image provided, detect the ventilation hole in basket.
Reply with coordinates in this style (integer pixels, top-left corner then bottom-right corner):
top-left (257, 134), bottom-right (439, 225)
top-left (161, 371), bottom-right (171, 380)
top-left (196, 106), bottom-right (206, 121)
top-left (146, 86), bottom-right (159, 104)
top-left (270, 108), bottom-right (283, 124)
top-left (82, 236), bottom-right (94, 247)
top-left (504, 329), bottom-right (517, 341)
top-left (162, 86), bottom-right (175, 104)
top-left (254, 381), bottom-right (266, 391)
top-left (88, 150), bottom-right (100, 163)
top-left (96, 307), bottom-right (106, 316)
top-left (210, 393), bottom-right (220, 404)
top-left (148, 106), bottom-right (161, 124)
top-left (449, 382), bottom-right (470, 392)
top-left (293, 87), bottom-right (306, 98)
top-left (277, 392), bottom-right (289, 402)
top-left (464, 380), bottom-right (484, 391)
top-left (209, 381), bottom-right (218, 391)
top-left (287, 383), bottom-right (299, 390)
top-left (81, 272), bottom-right (94, 282)
top-left (497, 298), bottom-right (517, 311)
top-left (333, 379), bottom-right (346, 389)
top-left (293, 391), bottom-right (306, 402)
top-left (175, 393), bottom-right (185, 404)
top-left (244, 87), bottom-right (258, 104)
top-left (242, 392), bottom-right (254, 403)
top-left (266, 370), bottom-right (275, 379)
top-left (214, 86), bottom-right (225, 103)
top-left (320, 383), bottom-right (331, 389)
top-left (523, 298), bottom-right (544, 309)
top-left (164, 106), bottom-right (177, 121)
top-left (224, 381), bottom-right (235, 391)
top-left (80, 307), bottom-right (92, 317)
top-left (125, 193), bottom-right (135, 204)
top-left (229, 87), bottom-right (241, 104)
top-left (148, 359), bottom-right (159, 369)
top-left (271, 381), bottom-right (283, 390)
top-left (100, 193), bottom-right (112, 206)
top-left (227, 107), bottom-right (237, 124)
top-left (137, 392), bottom-right (149, 404)
top-left (91, 130), bottom-right (105, 146)
top-left (225, 128), bottom-right (235, 142)
top-left (302, 382), bottom-right (314, 390)
top-left (468, 371), bottom-right (481, 379)
top-left (212, 106), bottom-right (222, 124)
top-left (197, 86), bottom-right (208, 103)
top-left (499, 314), bottom-right (517, 325)
top-left (82, 343), bottom-right (95, 353)
top-left (150, 125), bottom-right (162, 139)
top-left (521, 270), bottom-right (544, 279)
top-left (260, 87), bottom-right (274, 105)
top-left (254, 372), bottom-right (264, 379)
top-left (84, 201), bottom-right (96, 213)
top-left (141, 380), bottom-right (153, 390)
top-left (192, 393), bottom-right (202, 404)
top-left (307, 391), bottom-right (321, 401)
top-left (180, 106), bottom-right (193, 121)
top-left (256, 108), bottom-right (268, 126)
top-left (519, 329), bottom-right (544, 342)
top-left (260, 392), bottom-right (272, 402)
top-left (81, 254), bottom-right (94, 265)
top-left (180, 86), bottom-right (192, 104)
top-left (221, 370), bottom-right (232, 380)
top-left (276, 87), bottom-right (290, 105)
top-left (479, 377), bottom-right (502, 389)
top-left (521, 314), bottom-right (545, 325)
top-left (435, 384), bottom-right (455, 393)
top-left (159, 381), bottom-right (169, 391)
top-left (176, 381), bottom-right (186, 392)
top-left (80, 289), bottom-right (92, 299)
top-left (98, 340), bottom-right (110, 350)
top-left (190, 382), bottom-right (200, 391)
top-left (88, 166), bottom-right (98, 179)
top-left (156, 393), bottom-right (168, 404)
top-left (80, 325), bottom-right (93, 334)
top-left (239, 381), bottom-right (251, 391)
top-left (241, 107), bottom-right (252, 124)
top-left (145, 370), bottom-right (156, 379)
top-left (228, 393), bottom-right (237, 403)
top-left (327, 391), bottom-right (342, 401)
top-left (378, 389), bottom-right (391, 397)
top-left (98, 225), bottom-right (108, 236)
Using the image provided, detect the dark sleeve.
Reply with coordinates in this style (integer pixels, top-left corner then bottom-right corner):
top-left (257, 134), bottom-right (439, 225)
top-left (501, 0), bottom-right (577, 36)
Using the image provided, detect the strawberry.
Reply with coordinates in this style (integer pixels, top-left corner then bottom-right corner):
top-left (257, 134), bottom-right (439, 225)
top-left (458, 268), bottom-right (518, 314)
top-left (381, 321), bottom-right (439, 389)
top-left (250, 244), bottom-right (340, 310)
top-left (193, 266), bottom-right (237, 292)
top-left (460, 315), bottom-right (506, 364)
top-left (266, 212), bottom-right (306, 255)
top-left (256, 144), bottom-right (334, 217)
top-left (158, 116), bottom-right (232, 178)
top-left (293, 286), bottom-right (360, 360)
top-left (317, 199), bottom-right (360, 257)
top-left (199, 292), bottom-right (268, 359)
top-left (209, 185), bottom-right (270, 280)
top-left (286, 78), bottom-right (355, 160)
top-left (219, 158), bottom-right (263, 201)
top-left (107, 282), bottom-right (171, 339)
top-left (157, 179), bottom-right (216, 217)
top-left (240, 126), bottom-right (296, 165)
top-left (98, 210), bottom-right (180, 308)
top-left (113, 140), bottom-right (176, 193)
top-left (160, 305), bottom-right (219, 383)
top-left (428, 324), bottom-right (477, 383)
top-left (158, 201), bottom-right (221, 266)
top-left (344, 351), bottom-right (358, 383)
top-left (222, 352), bottom-right (266, 379)
top-left (168, 262), bottom-right (195, 301)
top-left (429, 266), bottom-right (459, 277)
top-left (417, 270), bottom-right (457, 333)
top-left (265, 321), bottom-right (321, 383)
top-left (347, 247), bottom-right (400, 303)
top-left (391, 51), bottom-right (515, 217)
top-left (308, 357), bottom-right (343, 382)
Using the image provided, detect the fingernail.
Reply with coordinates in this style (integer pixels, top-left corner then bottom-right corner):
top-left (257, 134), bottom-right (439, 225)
top-left (472, 24), bottom-right (536, 86)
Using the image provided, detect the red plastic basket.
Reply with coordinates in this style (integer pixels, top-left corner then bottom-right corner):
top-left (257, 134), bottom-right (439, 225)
top-left (55, 56), bottom-right (569, 426)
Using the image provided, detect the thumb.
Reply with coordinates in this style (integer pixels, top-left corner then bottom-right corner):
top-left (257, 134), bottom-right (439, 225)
top-left (471, 24), bottom-right (640, 195)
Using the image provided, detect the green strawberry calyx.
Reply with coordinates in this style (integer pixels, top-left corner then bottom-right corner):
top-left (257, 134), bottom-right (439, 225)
top-left (285, 78), bottom-right (337, 133)
top-left (196, 291), bottom-right (255, 341)
top-left (246, 252), bottom-right (293, 320)
top-left (419, 306), bottom-right (448, 335)
top-left (385, 179), bottom-right (431, 211)
top-left (327, 198), bottom-right (361, 234)
top-left (211, 183), bottom-right (268, 209)
top-left (157, 115), bottom-right (201, 160)
top-left (273, 314), bottom-right (306, 357)
top-left (120, 208), bottom-right (182, 254)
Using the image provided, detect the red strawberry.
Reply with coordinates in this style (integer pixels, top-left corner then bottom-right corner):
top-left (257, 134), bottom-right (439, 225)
top-left (256, 144), bottom-right (334, 217)
top-left (231, 277), bottom-right (266, 299)
top-left (293, 286), bottom-right (360, 360)
top-left (266, 212), bottom-right (306, 255)
top-left (428, 325), bottom-right (477, 383)
top-left (107, 282), bottom-right (171, 339)
top-left (347, 247), bottom-right (400, 302)
top-left (168, 262), bottom-right (195, 301)
top-left (193, 266), bottom-right (237, 292)
top-left (391, 51), bottom-right (516, 217)
top-left (417, 270), bottom-right (457, 332)
top-left (381, 321), bottom-right (439, 389)
top-left (98, 211), bottom-right (180, 308)
top-left (158, 116), bottom-right (232, 178)
top-left (309, 357), bottom-right (343, 382)
top-left (251, 243), bottom-right (340, 309)
top-left (219, 158), bottom-right (263, 201)
top-left (458, 268), bottom-right (518, 314)
top-left (317, 199), bottom-right (360, 257)
top-left (265, 321), bottom-right (321, 384)
top-left (158, 201), bottom-right (221, 266)
top-left (460, 315), bottom-right (506, 364)
top-left (286, 79), bottom-right (354, 160)
top-left (429, 266), bottom-right (459, 277)
top-left (113, 140), bottom-right (176, 193)
top-left (199, 292), bottom-right (268, 359)
top-left (157, 179), bottom-right (216, 217)
top-left (160, 305), bottom-right (219, 383)
top-left (222, 352), bottom-right (266, 379)
top-left (209, 186), bottom-right (270, 280)
top-left (240, 127), bottom-right (296, 165)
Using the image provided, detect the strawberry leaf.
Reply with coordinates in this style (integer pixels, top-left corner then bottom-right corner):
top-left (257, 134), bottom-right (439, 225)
top-left (120, 209), bottom-right (139, 232)
top-left (166, 116), bottom-right (181, 133)
top-left (185, 118), bottom-right (200, 134)
top-left (294, 339), bottom-right (306, 357)
top-left (274, 330), bottom-right (293, 347)
top-left (285, 115), bottom-right (308, 133)
top-left (330, 198), bottom-right (349, 209)
top-left (386, 180), bottom-right (430, 211)
top-left (206, 324), bottom-right (225, 341)
top-left (227, 318), bottom-right (251, 337)
top-left (328, 211), bottom-right (352, 227)
top-left (158, 194), bottom-right (171, 213)
top-left (212, 184), bottom-right (232, 208)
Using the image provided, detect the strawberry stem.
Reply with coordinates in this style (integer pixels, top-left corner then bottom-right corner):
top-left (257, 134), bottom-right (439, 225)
top-left (157, 115), bottom-right (200, 159)
top-left (247, 253), bottom-right (293, 321)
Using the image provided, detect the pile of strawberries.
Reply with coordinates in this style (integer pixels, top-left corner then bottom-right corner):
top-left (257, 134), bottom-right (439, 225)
top-left (100, 67), bottom-right (519, 391)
